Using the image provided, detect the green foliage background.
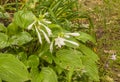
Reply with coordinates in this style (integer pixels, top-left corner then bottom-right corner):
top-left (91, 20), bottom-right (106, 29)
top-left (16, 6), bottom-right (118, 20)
top-left (0, 0), bottom-right (99, 82)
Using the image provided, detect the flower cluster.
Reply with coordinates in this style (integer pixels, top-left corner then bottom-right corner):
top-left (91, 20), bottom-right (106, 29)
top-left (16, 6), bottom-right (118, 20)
top-left (27, 15), bottom-right (52, 44)
top-left (27, 14), bottom-right (80, 53)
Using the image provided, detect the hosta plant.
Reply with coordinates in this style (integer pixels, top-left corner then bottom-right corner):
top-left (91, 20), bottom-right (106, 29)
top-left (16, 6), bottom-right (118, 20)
top-left (0, 0), bottom-right (99, 82)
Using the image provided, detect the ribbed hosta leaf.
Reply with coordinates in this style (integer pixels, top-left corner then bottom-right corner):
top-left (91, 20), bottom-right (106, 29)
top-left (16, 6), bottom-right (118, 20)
top-left (0, 53), bottom-right (29, 82)
top-left (14, 10), bottom-right (35, 29)
top-left (55, 49), bottom-right (83, 70)
top-left (0, 33), bottom-right (9, 49)
top-left (0, 23), bottom-right (6, 32)
top-left (82, 56), bottom-right (99, 81)
top-left (27, 55), bottom-right (39, 68)
top-left (76, 31), bottom-right (96, 43)
top-left (33, 67), bottom-right (58, 82)
top-left (9, 31), bottom-right (33, 46)
top-left (79, 43), bottom-right (99, 81)
top-left (79, 43), bottom-right (99, 61)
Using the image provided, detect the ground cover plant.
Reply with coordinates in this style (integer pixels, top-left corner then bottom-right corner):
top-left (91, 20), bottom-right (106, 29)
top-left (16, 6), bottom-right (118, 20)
top-left (0, 0), bottom-right (99, 82)
top-left (1, 0), bottom-right (120, 82)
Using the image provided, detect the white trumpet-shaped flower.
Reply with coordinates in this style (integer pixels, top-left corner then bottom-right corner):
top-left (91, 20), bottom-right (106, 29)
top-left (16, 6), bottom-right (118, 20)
top-left (27, 17), bottom-right (52, 45)
top-left (55, 37), bottom-right (66, 48)
top-left (54, 36), bottom-right (79, 48)
top-left (38, 22), bottom-right (52, 36)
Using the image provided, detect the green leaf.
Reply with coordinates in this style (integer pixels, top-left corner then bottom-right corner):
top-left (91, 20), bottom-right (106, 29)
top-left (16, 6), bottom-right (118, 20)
top-left (30, 67), bottom-right (39, 82)
top-left (0, 33), bottom-right (9, 49)
top-left (27, 55), bottom-right (39, 68)
top-left (9, 31), bottom-right (33, 46)
top-left (81, 56), bottom-right (99, 81)
top-left (18, 52), bottom-right (28, 65)
top-left (41, 51), bottom-right (53, 64)
top-left (7, 22), bottom-right (19, 36)
top-left (0, 53), bottom-right (29, 82)
top-left (48, 24), bottom-right (62, 36)
top-left (79, 43), bottom-right (99, 81)
top-left (79, 43), bottom-right (99, 61)
top-left (14, 10), bottom-right (35, 29)
top-left (0, 12), bottom-right (10, 19)
top-left (33, 67), bottom-right (58, 82)
top-left (0, 78), bottom-right (2, 82)
top-left (67, 68), bottom-right (74, 82)
top-left (0, 23), bottom-right (7, 32)
top-left (76, 32), bottom-right (96, 43)
top-left (18, 52), bottom-right (27, 62)
top-left (54, 65), bottom-right (63, 75)
top-left (65, 37), bottom-right (79, 48)
top-left (55, 49), bottom-right (83, 70)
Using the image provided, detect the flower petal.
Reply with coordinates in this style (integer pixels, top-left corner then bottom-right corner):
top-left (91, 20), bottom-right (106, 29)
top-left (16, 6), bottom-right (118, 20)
top-left (50, 41), bottom-right (54, 53)
top-left (43, 19), bottom-right (51, 24)
top-left (55, 37), bottom-right (65, 48)
top-left (66, 33), bottom-right (80, 36)
top-left (39, 29), bottom-right (50, 43)
top-left (64, 39), bottom-right (79, 46)
top-left (35, 27), bottom-right (42, 44)
top-left (27, 21), bottom-right (36, 30)
top-left (38, 22), bottom-right (52, 36)
top-left (64, 35), bottom-right (70, 38)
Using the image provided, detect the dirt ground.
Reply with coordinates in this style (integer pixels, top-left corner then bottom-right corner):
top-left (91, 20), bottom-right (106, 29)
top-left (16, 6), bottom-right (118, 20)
top-left (79, 0), bottom-right (120, 82)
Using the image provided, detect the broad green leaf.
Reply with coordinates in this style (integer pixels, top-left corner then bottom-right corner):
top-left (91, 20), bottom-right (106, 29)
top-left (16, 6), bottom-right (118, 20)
top-left (0, 33), bottom-right (9, 49)
top-left (55, 49), bottom-right (83, 70)
top-left (9, 31), bottom-right (33, 46)
top-left (18, 52), bottom-right (27, 65)
top-left (76, 32), bottom-right (96, 43)
top-left (0, 78), bottom-right (1, 82)
top-left (48, 24), bottom-right (62, 36)
top-left (67, 68), bottom-right (74, 82)
top-left (18, 52), bottom-right (27, 62)
top-left (54, 66), bottom-right (63, 75)
top-left (0, 53), bottom-right (29, 82)
top-left (65, 37), bottom-right (79, 48)
top-left (41, 51), bottom-right (53, 64)
top-left (0, 23), bottom-right (6, 32)
top-left (27, 55), bottom-right (39, 68)
top-left (79, 43), bottom-right (99, 81)
top-left (30, 67), bottom-right (39, 82)
top-left (33, 67), bottom-right (58, 82)
top-left (14, 10), bottom-right (35, 29)
top-left (81, 56), bottom-right (99, 81)
top-left (7, 22), bottom-right (19, 36)
top-left (79, 43), bottom-right (99, 61)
